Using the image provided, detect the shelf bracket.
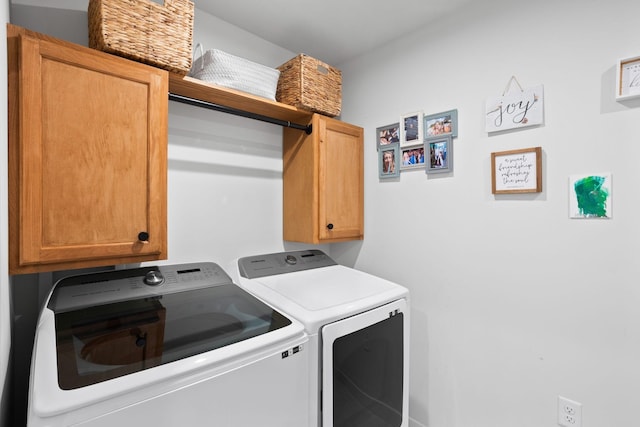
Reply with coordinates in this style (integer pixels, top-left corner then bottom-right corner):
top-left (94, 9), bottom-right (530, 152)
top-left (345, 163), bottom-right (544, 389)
top-left (169, 93), bottom-right (313, 134)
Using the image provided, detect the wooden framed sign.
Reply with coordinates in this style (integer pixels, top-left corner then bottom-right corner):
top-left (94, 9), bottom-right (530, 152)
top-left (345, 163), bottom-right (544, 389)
top-left (491, 147), bottom-right (542, 194)
top-left (616, 55), bottom-right (640, 101)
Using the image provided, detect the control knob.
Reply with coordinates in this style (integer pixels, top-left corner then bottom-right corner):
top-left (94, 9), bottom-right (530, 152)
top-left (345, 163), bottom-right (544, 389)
top-left (144, 270), bottom-right (164, 286)
top-left (285, 255), bottom-right (297, 265)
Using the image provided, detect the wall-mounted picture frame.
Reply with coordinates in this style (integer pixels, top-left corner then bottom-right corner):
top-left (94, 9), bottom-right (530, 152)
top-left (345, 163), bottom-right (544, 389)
top-left (491, 147), bottom-right (542, 194)
top-left (400, 111), bottom-right (423, 146)
top-left (485, 85), bottom-right (544, 133)
top-left (616, 55), bottom-right (640, 101)
top-left (379, 143), bottom-right (400, 179)
top-left (569, 173), bottom-right (612, 219)
top-left (426, 135), bottom-right (452, 174)
top-left (424, 109), bottom-right (458, 139)
top-left (376, 123), bottom-right (400, 150)
top-left (400, 143), bottom-right (425, 170)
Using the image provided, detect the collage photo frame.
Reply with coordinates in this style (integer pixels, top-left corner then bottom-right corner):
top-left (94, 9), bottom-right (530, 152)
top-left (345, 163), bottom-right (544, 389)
top-left (377, 109), bottom-right (458, 179)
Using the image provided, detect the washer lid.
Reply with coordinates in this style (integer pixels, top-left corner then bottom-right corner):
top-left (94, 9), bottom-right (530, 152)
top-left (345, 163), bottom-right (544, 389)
top-left (47, 262), bottom-right (295, 390)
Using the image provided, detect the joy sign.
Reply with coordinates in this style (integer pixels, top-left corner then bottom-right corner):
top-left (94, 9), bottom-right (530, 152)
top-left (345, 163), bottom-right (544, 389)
top-left (485, 85), bottom-right (544, 133)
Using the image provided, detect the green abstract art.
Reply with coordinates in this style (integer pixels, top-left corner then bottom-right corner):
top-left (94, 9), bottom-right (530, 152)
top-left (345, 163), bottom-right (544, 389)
top-left (569, 174), bottom-right (612, 218)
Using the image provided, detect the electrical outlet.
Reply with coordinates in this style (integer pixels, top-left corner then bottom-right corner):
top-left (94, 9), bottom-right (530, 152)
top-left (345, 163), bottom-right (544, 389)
top-left (558, 396), bottom-right (582, 427)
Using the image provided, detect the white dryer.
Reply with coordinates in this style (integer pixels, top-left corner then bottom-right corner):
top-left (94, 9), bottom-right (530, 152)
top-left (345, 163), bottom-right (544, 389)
top-left (28, 262), bottom-right (310, 427)
top-left (237, 250), bottom-right (410, 427)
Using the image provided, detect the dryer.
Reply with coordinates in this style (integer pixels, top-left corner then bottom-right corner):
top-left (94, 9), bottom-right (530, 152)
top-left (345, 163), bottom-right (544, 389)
top-left (237, 250), bottom-right (410, 427)
top-left (28, 262), bottom-right (309, 427)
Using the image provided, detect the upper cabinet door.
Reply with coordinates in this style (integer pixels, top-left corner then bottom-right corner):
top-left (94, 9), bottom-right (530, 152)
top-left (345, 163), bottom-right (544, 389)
top-left (9, 25), bottom-right (168, 274)
top-left (283, 114), bottom-right (364, 244)
top-left (317, 116), bottom-right (364, 242)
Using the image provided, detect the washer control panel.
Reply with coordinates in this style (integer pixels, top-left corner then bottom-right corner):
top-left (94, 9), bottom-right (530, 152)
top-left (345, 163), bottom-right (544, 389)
top-left (144, 269), bottom-right (165, 286)
top-left (48, 262), bottom-right (231, 313)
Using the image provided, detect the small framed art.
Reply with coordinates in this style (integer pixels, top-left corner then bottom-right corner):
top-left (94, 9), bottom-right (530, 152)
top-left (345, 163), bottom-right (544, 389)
top-left (379, 143), bottom-right (400, 179)
top-left (400, 143), bottom-right (425, 170)
top-left (616, 55), bottom-right (640, 101)
top-left (426, 135), bottom-right (452, 174)
top-left (491, 147), bottom-right (542, 194)
top-left (400, 111), bottom-right (423, 146)
top-left (376, 123), bottom-right (400, 149)
top-left (424, 109), bottom-right (458, 138)
top-left (569, 173), bottom-right (612, 218)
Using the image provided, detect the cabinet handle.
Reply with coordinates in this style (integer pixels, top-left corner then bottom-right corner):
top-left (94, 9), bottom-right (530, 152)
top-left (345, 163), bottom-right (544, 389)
top-left (326, 223), bottom-right (334, 230)
top-left (138, 231), bottom-right (149, 242)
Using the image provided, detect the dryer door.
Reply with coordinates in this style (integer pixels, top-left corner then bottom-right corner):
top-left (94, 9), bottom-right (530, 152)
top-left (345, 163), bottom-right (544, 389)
top-left (321, 298), bottom-right (409, 427)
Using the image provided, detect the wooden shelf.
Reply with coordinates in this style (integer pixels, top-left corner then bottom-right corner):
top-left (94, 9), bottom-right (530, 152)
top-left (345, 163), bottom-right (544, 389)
top-left (168, 73), bottom-right (313, 124)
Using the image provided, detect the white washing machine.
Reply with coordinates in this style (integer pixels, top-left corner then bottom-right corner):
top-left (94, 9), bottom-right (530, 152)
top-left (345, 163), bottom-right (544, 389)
top-left (237, 250), bottom-right (410, 427)
top-left (28, 262), bottom-right (310, 427)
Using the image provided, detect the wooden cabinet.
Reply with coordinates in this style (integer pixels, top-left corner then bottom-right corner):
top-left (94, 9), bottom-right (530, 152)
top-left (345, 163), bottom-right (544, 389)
top-left (283, 114), bottom-right (364, 243)
top-left (8, 25), bottom-right (168, 274)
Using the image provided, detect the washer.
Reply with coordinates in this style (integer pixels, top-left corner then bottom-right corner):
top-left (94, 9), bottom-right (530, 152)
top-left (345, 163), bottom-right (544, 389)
top-left (237, 250), bottom-right (410, 427)
top-left (28, 262), bottom-right (309, 427)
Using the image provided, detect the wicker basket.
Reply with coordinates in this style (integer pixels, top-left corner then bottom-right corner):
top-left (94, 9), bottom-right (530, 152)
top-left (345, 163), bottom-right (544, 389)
top-left (276, 54), bottom-right (342, 117)
top-left (88, 0), bottom-right (194, 75)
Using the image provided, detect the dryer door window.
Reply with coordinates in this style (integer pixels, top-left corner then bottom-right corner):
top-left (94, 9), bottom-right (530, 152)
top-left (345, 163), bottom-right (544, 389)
top-left (321, 299), bottom-right (408, 427)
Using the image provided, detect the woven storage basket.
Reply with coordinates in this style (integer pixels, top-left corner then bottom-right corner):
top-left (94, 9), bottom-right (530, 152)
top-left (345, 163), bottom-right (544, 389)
top-left (276, 54), bottom-right (342, 117)
top-left (88, 0), bottom-right (194, 75)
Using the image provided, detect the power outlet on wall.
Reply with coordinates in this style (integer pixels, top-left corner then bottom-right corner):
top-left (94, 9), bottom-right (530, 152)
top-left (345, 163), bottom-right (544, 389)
top-left (558, 396), bottom-right (582, 427)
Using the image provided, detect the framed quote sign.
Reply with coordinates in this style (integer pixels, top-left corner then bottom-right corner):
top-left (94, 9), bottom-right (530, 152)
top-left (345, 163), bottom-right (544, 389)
top-left (491, 147), bottom-right (542, 194)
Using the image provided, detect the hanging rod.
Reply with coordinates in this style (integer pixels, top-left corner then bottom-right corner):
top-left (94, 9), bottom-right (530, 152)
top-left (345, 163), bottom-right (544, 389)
top-left (168, 93), bottom-right (313, 134)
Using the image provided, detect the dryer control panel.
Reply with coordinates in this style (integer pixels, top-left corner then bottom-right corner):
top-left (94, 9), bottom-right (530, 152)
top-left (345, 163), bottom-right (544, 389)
top-left (238, 250), bottom-right (338, 279)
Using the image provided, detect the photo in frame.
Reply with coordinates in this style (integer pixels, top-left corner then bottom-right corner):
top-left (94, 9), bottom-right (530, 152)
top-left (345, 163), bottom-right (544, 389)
top-left (424, 109), bottom-right (458, 138)
top-left (400, 111), bottom-right (423, 146)
top-left (378, 143), bottom-right (400, 179)
top-left (376, 123), bottom-right (400, 149)
top-left (400, 143), bottom-right (425, 170)
top-left (491, 147), bottom-right (542, 194)
top-left (426, 135), bottom-right (452, 174)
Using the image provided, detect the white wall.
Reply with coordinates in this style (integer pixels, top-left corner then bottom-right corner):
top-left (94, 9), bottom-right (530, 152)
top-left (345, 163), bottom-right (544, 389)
top-left (164, 8), bottom-right (323, 277)
top-left (337, 0), bottom-right (640, 426)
